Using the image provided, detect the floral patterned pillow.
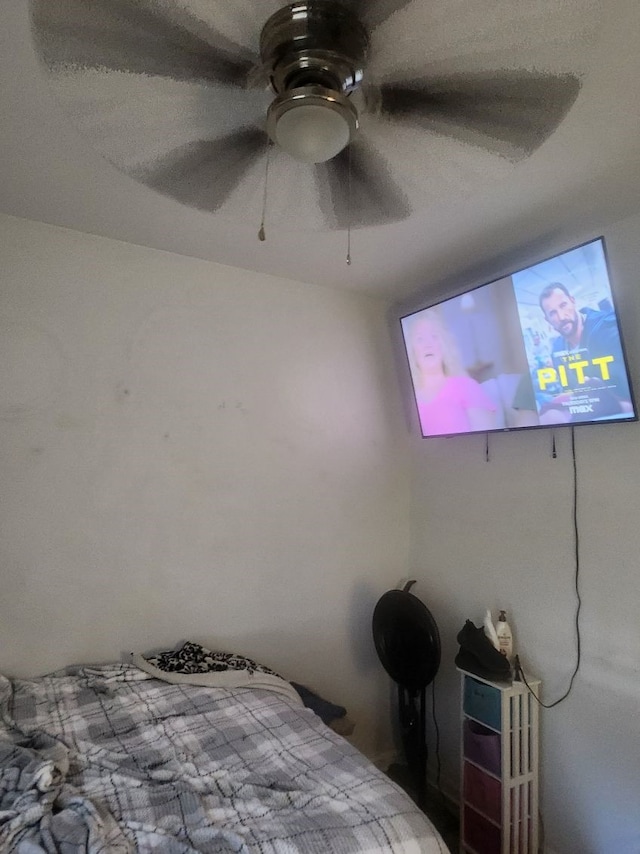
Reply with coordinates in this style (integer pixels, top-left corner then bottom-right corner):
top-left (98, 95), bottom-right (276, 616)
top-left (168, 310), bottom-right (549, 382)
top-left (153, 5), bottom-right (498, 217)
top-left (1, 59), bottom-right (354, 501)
top-left (145, 641), bottom-right (282, 678)
top-left (143, 641), bottom-right (350, 727)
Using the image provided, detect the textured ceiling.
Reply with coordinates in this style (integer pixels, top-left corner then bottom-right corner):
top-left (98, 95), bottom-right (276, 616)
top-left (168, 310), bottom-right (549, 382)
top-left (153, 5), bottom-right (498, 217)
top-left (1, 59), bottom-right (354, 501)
top-left (1, 0), bottom-right (640, 300)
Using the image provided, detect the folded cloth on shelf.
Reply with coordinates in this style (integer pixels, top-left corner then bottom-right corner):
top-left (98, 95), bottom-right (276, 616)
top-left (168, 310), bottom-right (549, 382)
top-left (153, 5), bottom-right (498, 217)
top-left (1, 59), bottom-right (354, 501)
top-left (455, 620), bottom-right (511, 681)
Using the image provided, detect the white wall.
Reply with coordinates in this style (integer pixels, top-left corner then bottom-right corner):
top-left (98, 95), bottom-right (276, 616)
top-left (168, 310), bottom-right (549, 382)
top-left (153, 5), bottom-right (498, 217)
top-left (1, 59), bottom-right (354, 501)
top-left (0, 213), bottom-right (411, 759)
top-left (6, 207), bottom-right (639, 850)
top-left (404, 212), bottom-right (640, 854)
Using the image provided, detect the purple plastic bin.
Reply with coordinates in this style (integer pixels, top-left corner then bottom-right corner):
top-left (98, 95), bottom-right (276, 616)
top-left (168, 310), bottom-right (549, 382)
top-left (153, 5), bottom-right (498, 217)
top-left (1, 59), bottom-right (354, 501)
top-left (463, 719), bottom-right (501, 777)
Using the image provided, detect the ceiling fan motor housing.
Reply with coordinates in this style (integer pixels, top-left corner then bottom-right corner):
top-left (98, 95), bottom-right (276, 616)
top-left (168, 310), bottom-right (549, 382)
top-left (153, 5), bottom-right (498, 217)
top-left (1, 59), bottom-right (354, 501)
top-left (261, 2), bottom-right (369, 161)
top-left (260, 1), bottom-right (369, 95)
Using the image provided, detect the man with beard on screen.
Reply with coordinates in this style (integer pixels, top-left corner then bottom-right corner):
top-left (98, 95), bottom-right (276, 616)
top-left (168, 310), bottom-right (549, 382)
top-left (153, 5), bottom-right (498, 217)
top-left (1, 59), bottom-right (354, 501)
top-left (536, 281), bottom-right (632, 420)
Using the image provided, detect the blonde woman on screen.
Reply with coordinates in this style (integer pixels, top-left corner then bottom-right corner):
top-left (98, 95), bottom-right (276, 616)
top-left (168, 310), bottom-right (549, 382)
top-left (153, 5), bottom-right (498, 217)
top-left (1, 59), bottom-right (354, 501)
top-left (408, 311), bottom-right (496, 436)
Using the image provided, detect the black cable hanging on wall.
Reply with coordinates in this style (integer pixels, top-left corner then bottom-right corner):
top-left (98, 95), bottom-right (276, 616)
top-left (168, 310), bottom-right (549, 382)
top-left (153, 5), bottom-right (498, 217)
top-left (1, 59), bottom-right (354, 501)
top-left (516, 425), bottom-right (582, 707)
top-left (479, 424), bottom-right (581, 705)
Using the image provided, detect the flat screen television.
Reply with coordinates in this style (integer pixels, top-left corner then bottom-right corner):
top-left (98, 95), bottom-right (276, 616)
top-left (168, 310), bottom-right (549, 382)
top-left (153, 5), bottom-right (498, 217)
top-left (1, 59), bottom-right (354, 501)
top-left (400, 237), bottom-right (637, 437)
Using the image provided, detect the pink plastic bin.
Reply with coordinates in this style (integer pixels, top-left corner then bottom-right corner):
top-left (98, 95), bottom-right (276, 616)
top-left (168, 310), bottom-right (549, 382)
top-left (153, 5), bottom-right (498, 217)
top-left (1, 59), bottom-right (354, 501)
top-left (464, 761), bottom-right (501, 824)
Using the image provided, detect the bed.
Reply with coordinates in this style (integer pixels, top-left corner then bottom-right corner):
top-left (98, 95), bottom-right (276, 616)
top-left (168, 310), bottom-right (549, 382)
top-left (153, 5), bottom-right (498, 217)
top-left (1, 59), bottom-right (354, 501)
top-left (0, 642), bottom-right (449, 853)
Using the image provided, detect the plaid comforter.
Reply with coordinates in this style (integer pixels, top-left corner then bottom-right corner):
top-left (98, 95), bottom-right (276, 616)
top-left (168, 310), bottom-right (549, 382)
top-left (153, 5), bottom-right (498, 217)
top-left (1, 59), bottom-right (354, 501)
top-left (0, 664), bottom-right (448, 853)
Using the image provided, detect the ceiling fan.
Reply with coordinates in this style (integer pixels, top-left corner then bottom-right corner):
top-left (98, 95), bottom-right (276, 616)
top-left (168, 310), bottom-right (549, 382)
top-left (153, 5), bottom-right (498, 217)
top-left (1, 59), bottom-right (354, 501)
top-left (30, 0), bottom-right (586, 231)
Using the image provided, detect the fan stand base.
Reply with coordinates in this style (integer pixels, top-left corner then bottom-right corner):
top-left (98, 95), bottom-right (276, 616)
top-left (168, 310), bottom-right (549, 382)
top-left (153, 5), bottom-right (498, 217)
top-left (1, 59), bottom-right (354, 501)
top-left (396, 684), bottom-right (427, 809)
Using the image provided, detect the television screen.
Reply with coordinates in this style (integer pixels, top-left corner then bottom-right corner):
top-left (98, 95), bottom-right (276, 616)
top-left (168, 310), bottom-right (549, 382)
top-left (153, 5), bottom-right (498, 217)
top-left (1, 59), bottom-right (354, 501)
top-left (400, 237), bottom-right (637, 437)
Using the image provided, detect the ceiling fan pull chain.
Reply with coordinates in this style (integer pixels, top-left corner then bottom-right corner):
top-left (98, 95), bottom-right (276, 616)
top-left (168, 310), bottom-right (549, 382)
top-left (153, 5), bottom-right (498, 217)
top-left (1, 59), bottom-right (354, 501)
top-left (346, 144), bottom-right (352, 265)
top-left (258, 140), bottom-right (272, 242)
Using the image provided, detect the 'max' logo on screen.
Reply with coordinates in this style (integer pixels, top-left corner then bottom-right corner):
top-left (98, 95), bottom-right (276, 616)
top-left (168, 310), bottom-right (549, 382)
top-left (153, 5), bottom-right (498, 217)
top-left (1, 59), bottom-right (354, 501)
top-left (537, 355), bottom-right (614, 390)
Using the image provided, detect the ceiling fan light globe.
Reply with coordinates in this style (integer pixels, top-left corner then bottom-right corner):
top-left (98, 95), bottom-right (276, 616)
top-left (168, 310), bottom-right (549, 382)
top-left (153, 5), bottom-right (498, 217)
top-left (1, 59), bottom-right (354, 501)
top-left (275, 103), bottom-right (351, 163)
top-left (267, 87), bottom-right (359, 163)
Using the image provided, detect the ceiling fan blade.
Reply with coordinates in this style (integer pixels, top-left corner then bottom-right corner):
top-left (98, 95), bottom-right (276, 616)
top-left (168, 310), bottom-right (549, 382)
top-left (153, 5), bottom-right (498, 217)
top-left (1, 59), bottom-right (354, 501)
top-left (342, 0), bottom-right (413, 30)
top-left (136, 128), bottom-right (266, 213)
top-left (376, 70), bottom-right (582, 158)
top-left (315, 140), bottom-right (411, 229)
top-left (31, 0), bottom-right (255, 87)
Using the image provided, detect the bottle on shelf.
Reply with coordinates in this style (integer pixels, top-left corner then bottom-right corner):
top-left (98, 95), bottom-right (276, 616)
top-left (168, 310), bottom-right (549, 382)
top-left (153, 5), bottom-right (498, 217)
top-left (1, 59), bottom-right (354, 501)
top-left (496, 610), bottom-right (513, 661)
top-left (483, 609), bottom-right (500, 650)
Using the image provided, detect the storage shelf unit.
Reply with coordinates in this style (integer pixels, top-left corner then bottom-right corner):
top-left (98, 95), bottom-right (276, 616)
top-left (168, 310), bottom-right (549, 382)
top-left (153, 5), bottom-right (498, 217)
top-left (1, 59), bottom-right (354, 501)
top-left (459, 668), bottom-right (541, 854)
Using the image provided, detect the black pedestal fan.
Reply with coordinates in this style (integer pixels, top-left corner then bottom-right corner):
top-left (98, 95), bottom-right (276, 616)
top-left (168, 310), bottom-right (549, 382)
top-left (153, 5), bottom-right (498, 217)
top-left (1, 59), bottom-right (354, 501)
top-left (372, 580), bottom-right (441, 808)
